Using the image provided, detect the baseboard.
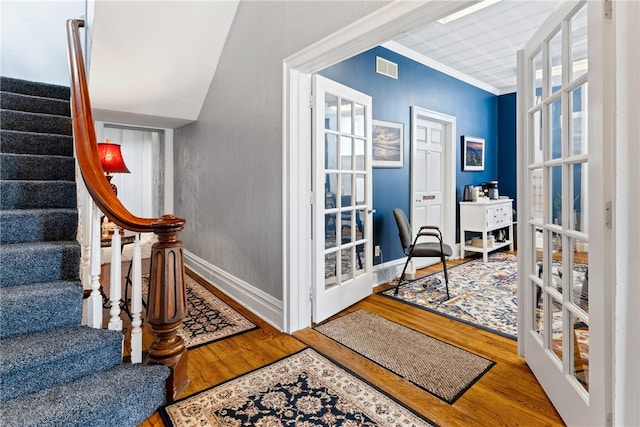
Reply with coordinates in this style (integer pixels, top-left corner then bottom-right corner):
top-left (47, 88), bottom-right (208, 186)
top-left (184, 250), bottom-right (284, 331)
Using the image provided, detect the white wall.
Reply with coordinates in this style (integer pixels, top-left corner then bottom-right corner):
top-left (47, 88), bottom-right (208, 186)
top-left (1, 0), bottom-right (85, 85)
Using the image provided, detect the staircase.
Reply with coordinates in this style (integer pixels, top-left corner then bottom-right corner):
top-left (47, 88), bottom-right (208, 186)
top-left (0, 77), bottom-right (168, 426)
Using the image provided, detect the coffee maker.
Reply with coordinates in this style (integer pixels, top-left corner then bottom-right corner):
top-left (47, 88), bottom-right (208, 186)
top-left (481, 181), bottom-right (499, 199)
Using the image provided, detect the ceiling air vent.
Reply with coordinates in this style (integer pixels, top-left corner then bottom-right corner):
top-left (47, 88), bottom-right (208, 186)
top-left (376, 56), bottom-right (398, 79)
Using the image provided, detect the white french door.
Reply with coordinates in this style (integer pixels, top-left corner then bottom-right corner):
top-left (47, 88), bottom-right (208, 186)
top-left (312, 75), bottom-right (373, 324)
top-left (517, 1), bottom-right (612, 425)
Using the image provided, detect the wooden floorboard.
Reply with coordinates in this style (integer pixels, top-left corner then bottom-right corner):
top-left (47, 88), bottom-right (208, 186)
top-left (138, 256), bottom-right (564, 427)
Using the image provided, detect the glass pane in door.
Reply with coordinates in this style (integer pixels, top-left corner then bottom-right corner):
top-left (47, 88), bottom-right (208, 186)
top-left (570, 6), bottom-right (588, 82)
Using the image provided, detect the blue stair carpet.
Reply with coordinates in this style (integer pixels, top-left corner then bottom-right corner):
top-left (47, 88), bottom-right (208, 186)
top-left (0, 77), bottom-right (168, 426)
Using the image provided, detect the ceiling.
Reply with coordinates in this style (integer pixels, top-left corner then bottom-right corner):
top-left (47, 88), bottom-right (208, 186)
top-left (390, 0), bottom-right (561, 94)
top-left (88, 0), bottom-right (561, 129)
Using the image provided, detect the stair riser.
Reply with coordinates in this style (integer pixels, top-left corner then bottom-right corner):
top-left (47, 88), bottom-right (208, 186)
top-left (0, 130), bottom-right (74, 157)
top-left (0, 77), bottom-right (70, 100)
top-left (0, 154), bottom-right (75, 181)
top-left (0, 242), bottom-right (80, 288)
top-left (1, 92), bottom-right (70, 117)
top-left (0, 110), bottom-right (71, 136)
top-left (0, 210), bottom-right (78, 244)
top-left (1, 181), bottom-right (77, 209)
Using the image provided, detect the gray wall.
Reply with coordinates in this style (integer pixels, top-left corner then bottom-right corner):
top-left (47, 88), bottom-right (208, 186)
top-left (174, 1), bottom-right (387, 300)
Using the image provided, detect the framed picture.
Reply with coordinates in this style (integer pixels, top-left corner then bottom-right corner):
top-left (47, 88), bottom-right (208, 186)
top-left (372, 120), bottom-right (403, 168)
top-left (462, 136), bottom-right (485, 171)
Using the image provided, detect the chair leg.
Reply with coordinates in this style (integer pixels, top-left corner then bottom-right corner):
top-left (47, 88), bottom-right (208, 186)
top-left (441, 255), bottom-right (450, 300)
top-left (395, 256), bottom-right (412, 295)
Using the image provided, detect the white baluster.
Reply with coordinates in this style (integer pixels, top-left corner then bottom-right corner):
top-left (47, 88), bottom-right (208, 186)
top-left (86, 203), bottom-right (103, 328)
top-left (108, 225), bottom-right (123, 331)
top-left (130, 233), bottom-right (143, 363)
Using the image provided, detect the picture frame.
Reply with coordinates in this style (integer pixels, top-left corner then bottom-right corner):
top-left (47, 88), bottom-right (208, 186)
top-left (372, 120), bottom-right (403, 168)
top-left (462, 136), bottom-right (485, 171)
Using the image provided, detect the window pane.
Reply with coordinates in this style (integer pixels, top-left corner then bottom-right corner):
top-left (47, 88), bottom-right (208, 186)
top-left (340, 247), bottom-right (354, 282)
top-left (570, 83), bottom-right (588, 156)
top-left (532, 50), bottom-right (543, 106)
top-left (551, 165), bottom-right (563, 225)
top-left (570, 4), bottom-right (588, 82)
top-left (325, 134), bottom-right (338, 170)
top-left (572, 239), bottom-right (589, 314)
top-left (325, 94), bottom-right (337, 131)
top-left (325, 251), bottom-right (337, 284)
top-left (531, 109), bottom-right (543, 164)
top-left (340, 98), bottom-right (352, 134)
top-left (354, 138), bottom-right (365, 171)
top-left (572, 315), bottom-right (589, 392)
top-left (549, 98), bottom-right (562, 159)
top-left (354, 103), bottom-right (365, 137)
top-left (533, 225), bottom-right (544, 275)
top-left (534, 281), bottom-right (544, 338)
top-left (355, 174), bottom-right (365, 205)
top-left (551, 296), bottom-right (564, 361)
top-left (549, 30), bottom-right (563, 94)
top-left (571, 162), bottom-right (587, 232)
top-left (531, 169), bottom-right (543, 221)
top-left (340, 136), bottom-right (352, 170)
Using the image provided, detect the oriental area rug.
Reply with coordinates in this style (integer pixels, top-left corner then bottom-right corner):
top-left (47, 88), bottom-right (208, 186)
top-left (143, 273), bottom-right (257, 349)
top-left (315, 310), bottom-right (494, 404)
top-left (380, 252), bottom-right (520, 339)
top-left (161, 347), bottom-right (435, 427)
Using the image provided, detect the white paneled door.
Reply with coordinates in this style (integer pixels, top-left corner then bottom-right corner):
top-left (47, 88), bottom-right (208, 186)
top-left (411, 107), bottom-right (455, 269)
top-left (517, 1), bottom-right (612, 425)
top-left (312, 75), bottom-right (373, 324)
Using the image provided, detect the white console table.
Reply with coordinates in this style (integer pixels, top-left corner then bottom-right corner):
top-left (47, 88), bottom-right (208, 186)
top-left (460, 199), bottom-right (514, 262)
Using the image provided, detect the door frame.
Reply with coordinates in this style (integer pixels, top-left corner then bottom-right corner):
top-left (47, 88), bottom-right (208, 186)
top-left (281, 1), bottom-right (470, 333)
top-left (410, 106), bottom-right (457, 270)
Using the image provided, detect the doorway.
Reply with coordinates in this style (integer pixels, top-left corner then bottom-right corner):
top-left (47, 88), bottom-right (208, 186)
top-left (410, 107), bottom-right (456, 271)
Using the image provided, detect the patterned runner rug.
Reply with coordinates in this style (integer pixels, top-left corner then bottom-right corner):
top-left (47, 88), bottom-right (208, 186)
top-left (380, 252), bottom-right (519, 338)
top-left (143, 273), bottom-right (257, 349)
top-left (315, 310), bottom-right (494, 404)
top-left (161, 347), bottom-right (435, 426)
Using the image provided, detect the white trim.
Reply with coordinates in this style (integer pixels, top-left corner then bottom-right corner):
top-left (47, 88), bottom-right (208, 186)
top-left (383, 41), bottom-right (501, 96)
top-left (184, 250), bottom-right (283, 331)
top-left (282, 0), bottom-right (473, 333)
top-left (614, 2), bottom-right (640, 424)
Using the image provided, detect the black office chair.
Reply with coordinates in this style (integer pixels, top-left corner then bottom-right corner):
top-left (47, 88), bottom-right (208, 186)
top-left (393, 208), bottom-right (453, 299)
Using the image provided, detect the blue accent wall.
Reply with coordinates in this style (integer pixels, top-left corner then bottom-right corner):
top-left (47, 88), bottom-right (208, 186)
top-left (498, 93), bottom-right (517, 210)
top-left (319, 46), bottom-right (503, 264)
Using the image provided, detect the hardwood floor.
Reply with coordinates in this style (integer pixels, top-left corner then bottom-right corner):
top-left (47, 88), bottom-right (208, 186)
top-left (138, 256), bottom-right (565, 427)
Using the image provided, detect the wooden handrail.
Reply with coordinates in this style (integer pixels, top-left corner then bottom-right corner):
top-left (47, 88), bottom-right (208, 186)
top-left (66, 18), bottom-right (189, 401)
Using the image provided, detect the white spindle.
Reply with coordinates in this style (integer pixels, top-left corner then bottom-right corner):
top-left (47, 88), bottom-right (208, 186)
top-left (130, 233), bottom-right (143, 363)
top-left (86, 203), bottom-right (103, 328)
top-left (108, 225), bottom-right (123, 331)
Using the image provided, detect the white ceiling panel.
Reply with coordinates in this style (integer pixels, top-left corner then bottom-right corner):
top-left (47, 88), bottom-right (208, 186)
top-left (391, 0), bottom-right (561, 93)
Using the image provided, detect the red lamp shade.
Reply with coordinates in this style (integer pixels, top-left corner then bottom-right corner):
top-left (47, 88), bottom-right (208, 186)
top-left (97, 141), bottom-right (130, 174)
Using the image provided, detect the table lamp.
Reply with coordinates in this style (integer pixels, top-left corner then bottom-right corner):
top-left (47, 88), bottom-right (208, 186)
top-left (97, 139), bottom-right (130, 196)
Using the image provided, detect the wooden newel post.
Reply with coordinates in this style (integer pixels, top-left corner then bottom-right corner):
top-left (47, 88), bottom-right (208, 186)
top-left (144, 214), bottom-right (189, 401)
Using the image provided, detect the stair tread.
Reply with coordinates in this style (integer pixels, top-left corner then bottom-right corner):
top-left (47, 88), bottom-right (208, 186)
top-left (0, 129), bottom-right (74, 157)
top-left (0, 110), bottom-right (71, 136)
top-left (0, 325), bottom-right (121, 369)
top-left (0, 91), bottom-right (70, 117)
top-left (0, 77), bottom-right (70, 100)
top-left (0, 364), bottom-right (169, 427)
